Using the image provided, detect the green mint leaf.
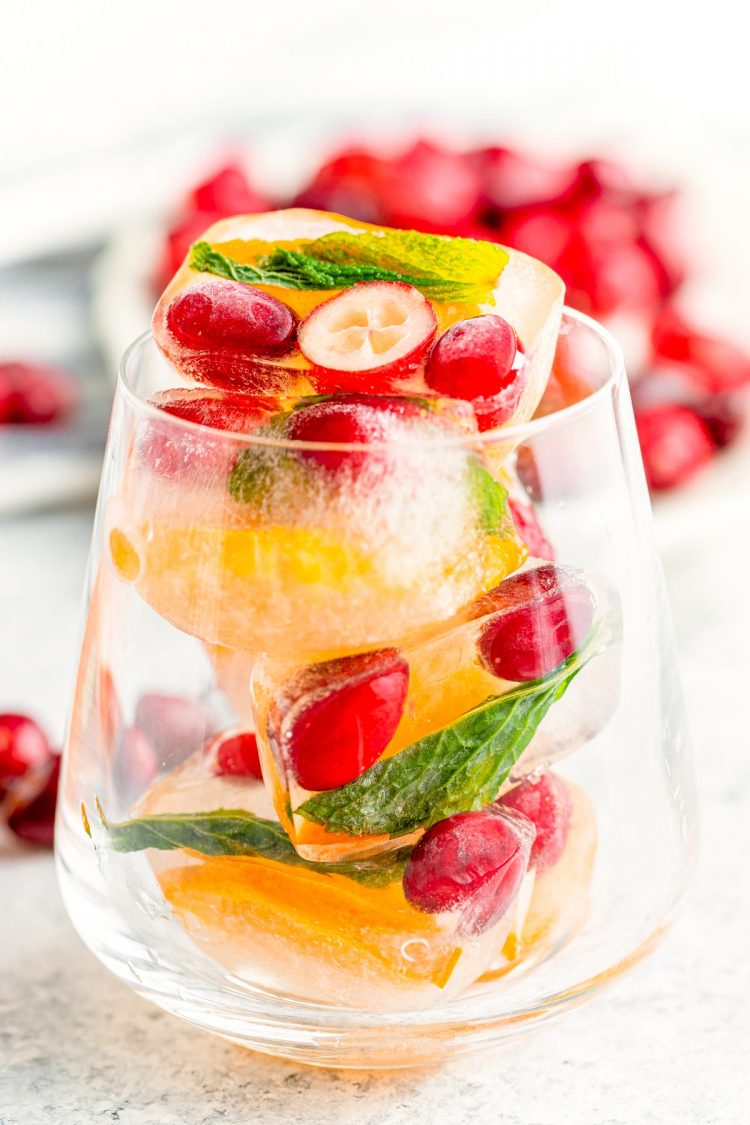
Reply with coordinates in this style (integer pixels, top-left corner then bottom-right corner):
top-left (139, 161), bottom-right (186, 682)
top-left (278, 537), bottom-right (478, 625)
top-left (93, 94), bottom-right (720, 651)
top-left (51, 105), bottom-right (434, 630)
top-left (298, 637), bottom-right (599, 839)
top-left (468, 458), bottom-right (508, 533)
top-left (189, 227), bottom-right (509, 304)
top-left (104, 807), bottom-right (409, 888)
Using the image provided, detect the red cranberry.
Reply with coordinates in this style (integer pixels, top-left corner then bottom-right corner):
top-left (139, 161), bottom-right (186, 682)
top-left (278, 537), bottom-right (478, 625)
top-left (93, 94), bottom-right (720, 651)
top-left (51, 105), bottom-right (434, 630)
top-left (694, 394), bottom-right (747, 449)
top-left (294, 148), bottom-right (390, 224)
top-left (635, 404), bottom-right (715, 491)
top-left (381, 141), bottom-right (482, 233)
top-left (134, 693), bottom-right (212, 760)
top-left (497, 772), bottom-right (573, 873)
top-left (474, 565), bottom-right (595, 682)
top-left (188, 161), bottom-right (268, 215)
top-left (7, 754), bottom-right (60, 847)
top-left (652, 307), bottom-right (750, 394)
top-left (274, 649), bottom-right (409, 791)
top-left (508, 498), bottom-right (555, 560)
top-left (206, 730), bottom-right (263, 779)
top-left (157, 209), bottom-right (223, 287)
top-left (166, 279), bottom-right (295, 355)
top-left (0, 714), bottom-right (52, 784)
top-left (402, 806), bottom-right (534, 934)
top-left (287, 399), bottom-right (385, 475)
top-left (425, 316), bottom-right (519, 401)
top-left (152, 389), bottom-right (280, 433)
top-left (0, 362), bottom-right (78, 425)
top-left (477, 147), bottom-right (579, 212)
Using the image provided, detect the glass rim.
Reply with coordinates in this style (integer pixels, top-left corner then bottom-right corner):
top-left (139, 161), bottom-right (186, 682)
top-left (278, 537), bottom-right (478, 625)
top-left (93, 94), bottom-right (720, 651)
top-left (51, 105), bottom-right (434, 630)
top-left (118, 306), bottom-right (626, 453)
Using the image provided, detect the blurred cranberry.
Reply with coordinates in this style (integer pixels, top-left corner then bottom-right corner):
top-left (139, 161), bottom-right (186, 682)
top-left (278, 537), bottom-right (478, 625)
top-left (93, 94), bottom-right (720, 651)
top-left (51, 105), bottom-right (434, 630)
top-left (134, 693), bottom-right (212, 761)
top-left (159, 210), bottom-right (223, 287)
top-left (0, 713), bottom-right (52, 786)
top-left (694, 393), bottom-right (747, 448)
top-left (7, 754), bottom-right (60, 847)
top-left (566, 158), bottom-right (635, 207)
top-left (188, 161), bottom-right (268, 215)
top-left (635, 404), bottom-right (716, 491)
top-left (652, 307), bottom-right (750, 393)
top-left (476, 147), bottom-right (579, 213)
top-left (498, 208), bottom-right (574, 273)
top-left (294, 148), bottom-right (390, 224)
top-left (637, 191), bottom-right (688, 295)
top-left (0, 362), bottom-right (78, 425)
top-left (380, 140), bottom-right (482, 233)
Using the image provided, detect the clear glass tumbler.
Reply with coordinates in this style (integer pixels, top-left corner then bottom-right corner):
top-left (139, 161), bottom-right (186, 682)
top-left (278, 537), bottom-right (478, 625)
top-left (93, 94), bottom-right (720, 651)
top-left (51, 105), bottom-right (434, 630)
top-left (56, 309), bottom-right (696, 1067)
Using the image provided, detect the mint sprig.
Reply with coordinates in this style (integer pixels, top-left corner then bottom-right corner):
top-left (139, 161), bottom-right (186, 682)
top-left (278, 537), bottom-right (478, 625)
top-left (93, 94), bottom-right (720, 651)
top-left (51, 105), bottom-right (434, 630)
top-left (103, 806), bottom-right (410, 888)
top-left (468, 458), bottom-right (509, 533)
top-left (189, 228), bottom-right (508, 304)
top-left (297, 636), bottom-right (600, 839)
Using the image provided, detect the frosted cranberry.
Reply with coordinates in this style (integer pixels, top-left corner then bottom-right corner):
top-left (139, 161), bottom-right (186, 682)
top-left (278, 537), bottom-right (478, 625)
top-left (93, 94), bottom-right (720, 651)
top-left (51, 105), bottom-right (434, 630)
top-left (0, 362), bottom-right (78, 425)
top-left (508, 498), bottom-right (555, 560)
top-left (152, 389), bottom-right (280, 432)
top-left (0, 714), bottom-right (52, 784)
top-left (402, 806), bottom-right (534, 934)
top-left (134, 693), bottom-right (212, 760)
top-left (188, 162), bottom-right (268, 215)
top-left (287, 399), bottom-right (383, 475)
top-left (497, 772), bottom-right (573, 873)
top-left (167, 279), bottom-right (295, 355)
top-left (635, 404), bottom-right (715, 491)
top-left (206, 730), bottom-right (263, 779)
top-left (475, 565), bottom-right (595, 682)
top-left (425, 316), bottom-right (519, 403)
top-left (275, 649), bottom-right (409, 791)
top-left (7, 754), bottom-right (60, 847)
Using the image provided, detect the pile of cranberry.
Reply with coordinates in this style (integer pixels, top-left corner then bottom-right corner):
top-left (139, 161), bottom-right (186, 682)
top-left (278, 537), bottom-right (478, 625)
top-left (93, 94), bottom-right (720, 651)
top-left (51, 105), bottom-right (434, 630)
top-left (160, 141), bottom-right (750, 493)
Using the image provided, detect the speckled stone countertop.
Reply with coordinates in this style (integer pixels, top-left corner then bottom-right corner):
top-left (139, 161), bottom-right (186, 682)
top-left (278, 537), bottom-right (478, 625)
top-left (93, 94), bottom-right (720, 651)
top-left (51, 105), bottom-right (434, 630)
top-left (2, 482), bottom-right (750, 1123)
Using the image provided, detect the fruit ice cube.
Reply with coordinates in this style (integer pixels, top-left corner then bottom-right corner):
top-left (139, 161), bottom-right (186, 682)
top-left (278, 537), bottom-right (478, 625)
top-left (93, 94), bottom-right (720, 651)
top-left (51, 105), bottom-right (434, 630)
top-left (153, 207), bottom-right (564, 428)
top-left (250, 563), bottom-right (613, 864)
top-left (109, 395), bottom-right (525, 657)
top-left (135, 762), bottom-right (533, 1011)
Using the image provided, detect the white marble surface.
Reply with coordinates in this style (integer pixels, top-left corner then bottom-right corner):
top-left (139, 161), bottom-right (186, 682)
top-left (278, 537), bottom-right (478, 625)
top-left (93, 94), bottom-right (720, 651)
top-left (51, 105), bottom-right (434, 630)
top-left (1, 482), bottom-right (750, 1124)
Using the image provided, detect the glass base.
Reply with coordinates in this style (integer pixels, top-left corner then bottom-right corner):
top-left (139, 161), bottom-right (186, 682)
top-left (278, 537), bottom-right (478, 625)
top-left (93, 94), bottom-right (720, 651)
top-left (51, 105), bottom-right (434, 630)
top-left (56, 819), bottom-right (675, 1069)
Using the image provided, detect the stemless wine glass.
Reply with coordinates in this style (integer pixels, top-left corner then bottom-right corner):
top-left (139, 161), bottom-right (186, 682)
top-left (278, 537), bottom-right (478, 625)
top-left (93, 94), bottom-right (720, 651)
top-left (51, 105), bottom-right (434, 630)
top-left (56, 309), bottom-right (696, 1067)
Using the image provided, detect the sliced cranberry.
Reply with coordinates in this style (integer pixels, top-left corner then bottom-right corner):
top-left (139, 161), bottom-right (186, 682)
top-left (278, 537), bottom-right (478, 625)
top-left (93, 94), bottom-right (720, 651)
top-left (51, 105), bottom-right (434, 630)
top-left (166, 279), bottom-right (295, 354)
top-left (0, 713), bottom-right (53, 784)
top-left (206, 730), bottom-right (263, 779)
top-left (497, 772), bottom-right (573, 873)
top-left (188, 161), bottom-right (268, 215)
top-left (474, 565), bottom-right (595, 682)
top-left (7, 754), bottom-right (60, 847)
top-left (134, 693), bottom-right (212, 760)
top-left (508, 498), bottom-right (555, 560)
top-left (635, 404), bottom-right (716, 491)
top-left (0, 362), bottom-right (78, 426)
top-left (273, 649), bottom-right (409, 791)
top-left (402, 806), bottom-right (534, 934)
top-left (298, 281), bottom-right (437, 391)
top-left (425, 316), bottom-right (520, 403)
